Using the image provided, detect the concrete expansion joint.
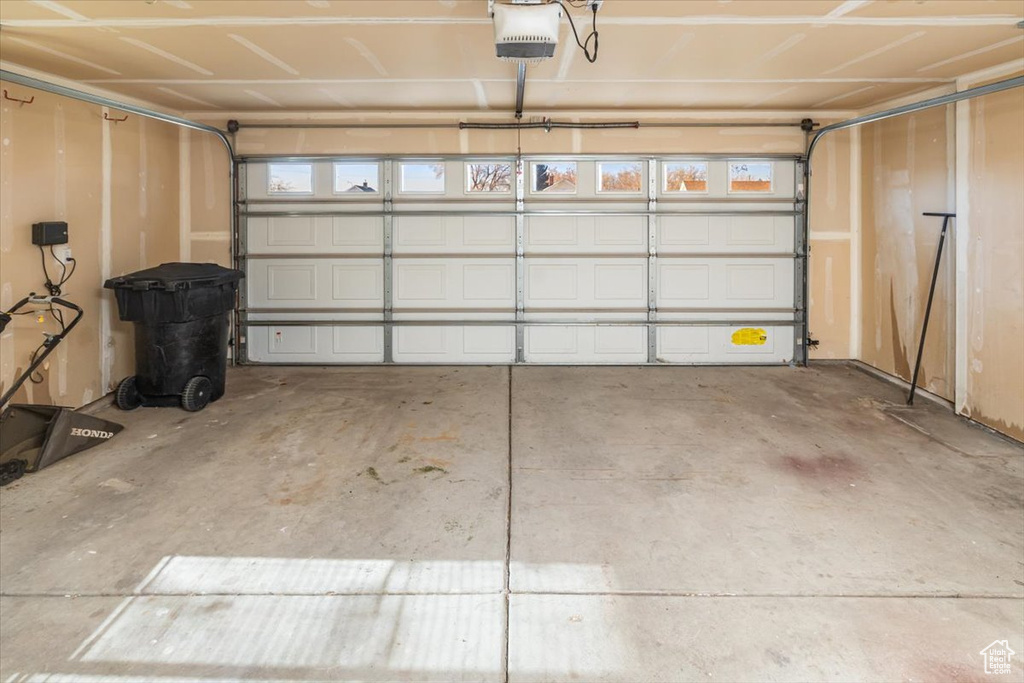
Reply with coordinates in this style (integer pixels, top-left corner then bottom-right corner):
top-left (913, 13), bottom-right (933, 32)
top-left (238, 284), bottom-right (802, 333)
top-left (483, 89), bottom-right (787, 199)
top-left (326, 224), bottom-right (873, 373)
top-left (2, 591), bottom-right (1021, 600)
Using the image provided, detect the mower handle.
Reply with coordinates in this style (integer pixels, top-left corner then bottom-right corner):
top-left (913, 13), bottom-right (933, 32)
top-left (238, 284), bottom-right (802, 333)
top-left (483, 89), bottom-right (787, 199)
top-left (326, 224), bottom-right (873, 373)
top-left (0, 295), bottom-right (84, 407)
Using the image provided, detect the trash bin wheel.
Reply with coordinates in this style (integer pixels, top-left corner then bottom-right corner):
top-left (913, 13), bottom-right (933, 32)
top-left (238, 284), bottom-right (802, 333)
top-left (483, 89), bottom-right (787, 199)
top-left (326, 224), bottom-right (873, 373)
top-left (181, 376), bottom-right (213, 412)
top-left (115, 376), bottom-right (142, 411)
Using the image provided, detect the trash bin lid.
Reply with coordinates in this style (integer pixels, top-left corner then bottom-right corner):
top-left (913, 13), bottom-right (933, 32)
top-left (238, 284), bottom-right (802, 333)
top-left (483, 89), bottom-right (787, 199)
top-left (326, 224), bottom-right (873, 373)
top-left (104, 262), bottom-right (244, 291)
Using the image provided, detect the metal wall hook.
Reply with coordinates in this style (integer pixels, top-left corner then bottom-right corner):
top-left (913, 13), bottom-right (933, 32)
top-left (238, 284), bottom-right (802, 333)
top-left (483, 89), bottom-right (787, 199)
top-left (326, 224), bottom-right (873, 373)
top-left (3, 89), bottom-right (35, 105)
top-left (103, 112), bottom-right (129, 122)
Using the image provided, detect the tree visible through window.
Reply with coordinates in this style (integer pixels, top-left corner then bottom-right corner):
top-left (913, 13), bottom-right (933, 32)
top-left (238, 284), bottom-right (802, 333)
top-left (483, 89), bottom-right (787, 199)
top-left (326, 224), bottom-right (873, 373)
top-left (728, 162), bottom-right (773, 193)
top-left (664, 162), bottom-right (708, 193)
top-left (598, 161), bottom-right (643, 193)
top-left (401, 163), bottom-right (446, 193)
top-left (268, 163), bottom-right (313, 194)
top-left (532, 162), bottom-right (577, 193)
top-left (466, 163), bottom-right (512, 193)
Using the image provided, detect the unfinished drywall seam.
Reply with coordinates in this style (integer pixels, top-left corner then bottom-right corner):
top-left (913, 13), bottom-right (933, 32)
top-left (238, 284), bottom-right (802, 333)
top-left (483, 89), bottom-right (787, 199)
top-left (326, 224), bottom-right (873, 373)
top-left (953, 97), bottom-right (969, 414)
top-left (0, 100), bottom-right (14, 394)
top-left (849, 126), bottom-right (862, 358)
top-left (5, 15), bottom-right (1017, 28)
top-left (943, 101), bottom-right (957, 403)
top-left (139, 117), bottom-right (149, 220)
top-left (957, 59), bottom-right (1024, 90)
top-left (100, 106), bottom-right (113, 393)
top-left (0, 61), bottom-right (179, 117)
top-left (179, 128), bottom-right (191, 260)
top-left (55, 101), bottom-right (68, 398)
top-left (189, 109), bottom-right (859, 122)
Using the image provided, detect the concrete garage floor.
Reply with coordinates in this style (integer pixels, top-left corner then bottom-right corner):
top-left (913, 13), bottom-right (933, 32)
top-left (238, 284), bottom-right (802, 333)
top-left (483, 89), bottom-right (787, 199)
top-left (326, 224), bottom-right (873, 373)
top-left (1, 364), bottom-right (1022, 682)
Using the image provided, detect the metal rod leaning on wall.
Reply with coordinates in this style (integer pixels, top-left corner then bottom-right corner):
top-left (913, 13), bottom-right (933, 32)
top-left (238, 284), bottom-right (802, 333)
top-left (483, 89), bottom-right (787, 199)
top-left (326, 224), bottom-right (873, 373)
top-left (801, 75), bottom-right (1024, 367)
top-left (907, 213), bottom-right (954, 406)
top-left (0, 69), bottom-right (241, 363)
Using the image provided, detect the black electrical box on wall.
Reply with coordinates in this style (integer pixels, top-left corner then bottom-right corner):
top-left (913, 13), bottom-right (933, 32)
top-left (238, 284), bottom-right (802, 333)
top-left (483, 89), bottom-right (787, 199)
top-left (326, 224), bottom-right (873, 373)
top-left (32, 221), bottom-right (69, 246)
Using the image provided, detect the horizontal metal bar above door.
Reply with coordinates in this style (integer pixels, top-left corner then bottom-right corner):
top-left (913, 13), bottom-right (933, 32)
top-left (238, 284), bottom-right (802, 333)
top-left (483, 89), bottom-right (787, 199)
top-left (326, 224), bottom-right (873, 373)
top-left (239, 210), bottom-right (800, 218)
top-left (239, 196), bottom-right (795, 206)
top-left (244, 319), bottom-right (798, 327)
top-left (242, 252), bottom-right (800, 260)
top-left (239, 153), bottom-right (806, 162)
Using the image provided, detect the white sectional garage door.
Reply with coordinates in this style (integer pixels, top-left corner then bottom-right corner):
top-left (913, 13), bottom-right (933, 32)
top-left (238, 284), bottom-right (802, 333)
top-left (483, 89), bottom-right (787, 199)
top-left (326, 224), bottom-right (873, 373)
top-left (238, 155), bottom-right (806, 365)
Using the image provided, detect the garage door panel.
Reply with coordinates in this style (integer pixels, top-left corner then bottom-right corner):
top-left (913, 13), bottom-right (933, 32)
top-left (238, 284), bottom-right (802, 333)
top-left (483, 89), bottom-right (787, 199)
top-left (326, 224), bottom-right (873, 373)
top-left (594, 264), bottom-right (646, 300)
top-left (658, 264), bottom-right (710, 301)
top-left (463, 217), bottom-right (515, 249)
top-left (396, 264), bottom-right (446, 301)
top-left (727, 216), bottom-right (777, 246)
top-left (526, 216), bottom-right (646, 254)
top-left (332, 265), bottom-right (383, 302)
top-left (393, 259), bottom-right (515, 309)
top-left (657, 258), bottom-right (793, 309)
top-left (658, 215), bottom-right (794, 254)
top-left (248, 326), bottom-right (384, 363)
top-left (332, 217), bottom-right (385, 251)
top-left (391, 215), bottom-right (518, 251)
top-left (657, 325), bottom-right (794, 363)
top-left (526, 259), bottom-right (647, 310)
top-left (658, 216), bottom-right (710, 247)
top-left (249, 259), bottom-right (384, 309)
top-left (524, 326), bottom-right (647, 363)
top-left (266, 264), bottom-right (318, 302)
top-left (395, 216), bottom-right (447, 247)
top-left (526, 217), bottom-right (577, 246)
top-left (264, 216), bottom-right (316, 248)
top-left (726, 264), bottom-right (776, 300)
top-left (247, 216), bottom-right (383, 254)
top-left (392, 326), bottom-right (515, 363)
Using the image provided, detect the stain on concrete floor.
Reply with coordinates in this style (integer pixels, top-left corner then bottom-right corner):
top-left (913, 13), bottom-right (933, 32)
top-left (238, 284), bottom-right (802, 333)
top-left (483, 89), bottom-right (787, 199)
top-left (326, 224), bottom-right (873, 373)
top-left (0, 363), bottom-right (1020, 681)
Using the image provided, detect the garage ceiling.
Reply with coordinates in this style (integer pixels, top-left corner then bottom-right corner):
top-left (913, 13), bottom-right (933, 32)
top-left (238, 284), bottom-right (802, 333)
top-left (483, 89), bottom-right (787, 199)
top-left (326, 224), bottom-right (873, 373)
top-left (1, 0), bottom-right (1022, 114)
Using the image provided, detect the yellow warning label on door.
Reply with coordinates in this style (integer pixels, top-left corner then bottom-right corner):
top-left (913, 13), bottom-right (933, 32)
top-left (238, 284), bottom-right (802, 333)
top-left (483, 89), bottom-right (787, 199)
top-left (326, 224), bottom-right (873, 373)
top-left (731, 327), bottom-right (768, 346)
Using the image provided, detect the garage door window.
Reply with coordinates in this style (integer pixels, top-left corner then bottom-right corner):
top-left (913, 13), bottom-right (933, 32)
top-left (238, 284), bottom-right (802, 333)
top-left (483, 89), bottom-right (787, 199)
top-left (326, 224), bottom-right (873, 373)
top-left (334, 163), bottom-right (378, 195)
top-left (728, 161), bottom-right (773, 194)
top-left (400, 162), bottom-right (446, 193)
top-left (597, 161), bottom-right (643, 194)
top-left (531, 161), bottom-right (577, 194)
top-left (268, 163), bottom-right (313, 194)
top-left (466, 162), bottom-right (512, 193)
top-left (663, 161), bottom-right (708, 193)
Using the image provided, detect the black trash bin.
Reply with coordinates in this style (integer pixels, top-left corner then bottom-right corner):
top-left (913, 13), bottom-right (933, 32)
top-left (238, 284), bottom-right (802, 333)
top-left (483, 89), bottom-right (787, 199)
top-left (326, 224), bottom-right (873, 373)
top-left (104, 263), bottom-right (243, 412)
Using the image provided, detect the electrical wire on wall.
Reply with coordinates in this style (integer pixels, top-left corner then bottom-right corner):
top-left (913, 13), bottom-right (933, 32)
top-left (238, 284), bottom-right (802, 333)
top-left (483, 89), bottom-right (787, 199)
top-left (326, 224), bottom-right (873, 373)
top-left (555, 1), bottom-right (599, 63)
top-left (14, 246), bottom-right (78, 383)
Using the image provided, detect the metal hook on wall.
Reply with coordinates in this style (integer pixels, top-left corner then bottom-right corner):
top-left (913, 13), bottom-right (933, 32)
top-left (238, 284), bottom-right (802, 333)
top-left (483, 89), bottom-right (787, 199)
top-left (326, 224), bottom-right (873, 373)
top-left (103, 112), bottom-right (129, 123)
top-left (3, 89), bottom-right (35, 105)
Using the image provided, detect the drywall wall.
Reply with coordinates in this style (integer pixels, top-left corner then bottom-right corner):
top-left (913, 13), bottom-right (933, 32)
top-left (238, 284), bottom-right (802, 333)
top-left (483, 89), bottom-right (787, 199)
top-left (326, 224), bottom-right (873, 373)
top-left (961, 78), bottom-right (1024, 441)
top-left (0, 81), bottom-right (180, 408)
top-left (808, 128), bottom-right (853, 359)
top-left (182, 128), bottom-right (232, 265)
top-left (188, 115), bottom-right (854, 359)
top-left (859, 104), bottom-right (956, 400)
